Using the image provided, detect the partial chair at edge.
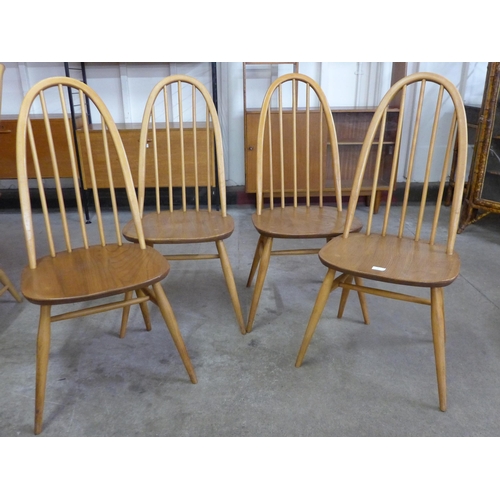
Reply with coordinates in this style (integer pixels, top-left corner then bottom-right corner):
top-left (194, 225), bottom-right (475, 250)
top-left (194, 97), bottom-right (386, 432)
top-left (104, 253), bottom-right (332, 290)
top-left (16, 77), bottom-right (197, 434)
top-left (245, 73), bottom-right (364, 333)
top-left (296, 72), bottom-right (468, 412)
top-left (122, 75), bottom-right (245, 335)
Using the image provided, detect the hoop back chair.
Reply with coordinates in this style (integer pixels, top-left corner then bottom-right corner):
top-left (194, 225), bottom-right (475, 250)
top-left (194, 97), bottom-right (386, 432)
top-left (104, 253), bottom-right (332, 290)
top-left (0, 63), bottom-right (22, 302)
top-left (16, 77), bottom-right (197, 434)
top-left (122, 75), bottom-right (245, 334)
top-left (245, 73), bottom-right (363, 332)
top-left (296, 72), bottom-right (468, 411)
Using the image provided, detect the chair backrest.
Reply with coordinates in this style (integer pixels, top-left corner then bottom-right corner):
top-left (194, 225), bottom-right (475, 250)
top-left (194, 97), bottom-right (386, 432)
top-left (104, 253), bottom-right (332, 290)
top-left (16, 76), bottom-right (147, 270)
top-left (255, 73), bottom-right (342, 215)
top-left (137, 75), bottom-right (226, 216)
top-left (343, 72), bottom-right (468, 255)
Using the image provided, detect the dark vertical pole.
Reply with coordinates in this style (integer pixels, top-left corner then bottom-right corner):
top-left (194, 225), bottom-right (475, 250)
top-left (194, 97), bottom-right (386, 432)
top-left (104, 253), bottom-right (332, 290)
top-left (64, 62), bottom-right (91, 223)
top-left (211, 62), bottom-right (221, 210)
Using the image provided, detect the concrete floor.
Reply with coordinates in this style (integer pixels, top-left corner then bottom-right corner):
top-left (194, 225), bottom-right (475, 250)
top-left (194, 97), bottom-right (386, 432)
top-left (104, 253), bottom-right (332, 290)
top-left (1, 203), bottom-right (500, 437)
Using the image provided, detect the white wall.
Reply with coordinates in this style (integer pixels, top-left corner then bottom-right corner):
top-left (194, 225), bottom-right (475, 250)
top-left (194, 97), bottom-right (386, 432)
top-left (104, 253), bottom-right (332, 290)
top-left (1, 61), bottom-right (489, 186)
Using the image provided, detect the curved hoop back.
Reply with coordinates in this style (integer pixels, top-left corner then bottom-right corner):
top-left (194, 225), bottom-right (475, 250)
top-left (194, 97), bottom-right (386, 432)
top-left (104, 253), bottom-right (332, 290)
top-left (16, 76), bottom-right (147, 269)
top-left (255, 73), bottom-right (342, 215)
top-left (137, 75), bottom-right (226, 217)
top-left (343, 72), bottom-right (468, 255)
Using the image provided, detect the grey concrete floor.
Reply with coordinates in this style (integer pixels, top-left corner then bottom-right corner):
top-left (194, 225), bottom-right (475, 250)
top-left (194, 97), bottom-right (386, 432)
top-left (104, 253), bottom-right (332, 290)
top-left (1, 203), bottom-right (500, 437)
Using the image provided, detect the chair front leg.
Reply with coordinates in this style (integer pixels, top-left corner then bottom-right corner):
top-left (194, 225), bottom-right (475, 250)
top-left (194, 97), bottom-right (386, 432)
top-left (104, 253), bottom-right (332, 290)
top-left (246, 235), bottom-right (265, 287)
top-left (431, 287), bottom-right (447, 411)
top-left (296, 268), bottom-right (336, 367)
top-left (216, 240), bottom-right (246, 335)
top-left (152, 282), bottom-right (197, 384)
top-left (35, 305), bottom-right (52, 435)
top-left (246, 236), bottom-right (273, 333)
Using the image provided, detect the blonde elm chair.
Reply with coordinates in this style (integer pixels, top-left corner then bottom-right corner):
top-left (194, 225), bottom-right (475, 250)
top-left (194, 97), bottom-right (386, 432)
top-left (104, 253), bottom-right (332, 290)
top-left (16, 76), bottom-right (197, 434)
top-left (296, 72), bottom-right (468, 412)
top-left (245, 73), bottom-right (364, 332)
top-left (122, 75), bottom-right (245, 334)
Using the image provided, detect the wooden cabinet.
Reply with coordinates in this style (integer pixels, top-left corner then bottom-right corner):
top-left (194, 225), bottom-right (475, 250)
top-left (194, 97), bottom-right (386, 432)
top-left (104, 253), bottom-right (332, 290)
top-left (77, 123), bottom-right (215, 189)
top-left (243, 62), bottom-right (407, 211)
top-left (1, 116), bottom-right (215, 190)
top-left (0, 115), bottom-right (74, 178)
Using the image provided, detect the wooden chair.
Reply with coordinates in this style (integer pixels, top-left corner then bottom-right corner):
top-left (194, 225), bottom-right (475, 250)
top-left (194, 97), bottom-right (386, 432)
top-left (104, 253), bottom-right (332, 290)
top-left (1, 63), bottom-right (22, 302)
top-left (16, 76), bottom-right (197, 434)
top-left (295, 72), bottom-right (468, 411)
top-left (122, 75), bottom-right (245, 334)
top-left (245, 73), bottom-right (363, 332)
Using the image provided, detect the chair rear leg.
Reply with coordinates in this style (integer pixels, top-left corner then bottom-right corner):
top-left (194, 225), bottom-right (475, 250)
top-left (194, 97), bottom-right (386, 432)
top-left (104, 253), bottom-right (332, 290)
top-left (152, 282), bottom-right (197, 384)
top-left (337, 275), bottom-right (353, 319)
top-left (216, 240), bottom-right (246, 334)
top-left (431, 287), bottom-right (447, 411)
top-left (136, 289), bottom-right (152, 331)
top-left (354, 277), bottom-right (370, 325)
top-left (35, 305), bottom-right (51, 435)
top-left (337, 275), bottom-right (370, 325)
top-left (246, 236), bottom-right (273, 333)
top-left (246, 235), bottom-right (265, 287)
top-left (296, 269), bottom-right (336, 367)
top-left (119, 291), bottom-right (133, 338)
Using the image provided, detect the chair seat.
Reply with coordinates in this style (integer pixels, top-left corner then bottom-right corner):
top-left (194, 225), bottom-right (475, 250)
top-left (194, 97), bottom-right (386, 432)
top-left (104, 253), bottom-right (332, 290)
top-left (21, 244), bottom-right (170, 305)
top-left (123, 210), bottom-right (235, 244)
top-left (252, 206), bottom-right (363, 239)
top-left (319, 233), bottom-right (461, 287)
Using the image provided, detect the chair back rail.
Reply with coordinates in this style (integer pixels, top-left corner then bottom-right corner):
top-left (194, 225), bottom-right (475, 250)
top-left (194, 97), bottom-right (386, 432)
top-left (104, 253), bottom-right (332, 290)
top-left (255, 73), bottom-right (342, 214)
top-left (344, 72), bottom-right (468, 255)
top-left (137, 75), bottom-right (226, 217)
top-left (16, 77), bottom-right (146, 270)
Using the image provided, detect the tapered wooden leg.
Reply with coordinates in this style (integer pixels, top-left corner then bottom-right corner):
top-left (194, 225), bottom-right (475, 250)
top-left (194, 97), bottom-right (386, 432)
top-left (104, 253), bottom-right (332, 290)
top-left (337, 275), bottom-right (353, 319)
top-left (337, 275), bottom-right (370, 325)
top-left (119, 291), bottom-right (133, 338)
top-left (152, 282), bottom-right (197, 384)
top-left (246, 236), bottom-right (273, 333)
top-left (0, 268), bottom-right (23, 302)
top-left (216, 240), bottom-right (246, 335)
top-left (137, 289), bottom-right (152, 331)
top-left (296, 269), bottom-right (336, 367)
top-left (35, 305), bottom-right (51, 435)
top-left (354, 277), bottom-right (370, 325)
top-left (246, 235), bottom-right (265, 287)
top-left (431, 287), bottom-right (447, 411)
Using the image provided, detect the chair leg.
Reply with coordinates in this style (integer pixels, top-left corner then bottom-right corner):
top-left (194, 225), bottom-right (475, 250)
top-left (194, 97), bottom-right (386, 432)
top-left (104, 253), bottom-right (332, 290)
top-left (245, 236), bottom-right (273, 333)
top-left (216, 240), bottom-right (246, 335)
top-left (296, 269), bottom-right (336, 367)
top-left (354, 277), bottom-right (370, 325)
top-left (137, 289), bottom-right (152, 331)
top-left (431, 287), bottom-right (447, 411)
top-left (246, 235), bottom-right (265, 287)
top-left (152, 282), bottom-right (197, 384)
top-left (337, 275), bottom-right (353, 319)
top-left (0, 268), bottom-right (23, 302)
top-left (35, 305), bottom-right (51, 435)
top-left (119, 291), bottom-right (133, 338)
top-left (337, 275), bottom-right (370, 324)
